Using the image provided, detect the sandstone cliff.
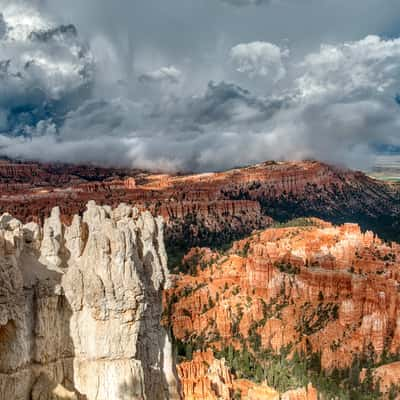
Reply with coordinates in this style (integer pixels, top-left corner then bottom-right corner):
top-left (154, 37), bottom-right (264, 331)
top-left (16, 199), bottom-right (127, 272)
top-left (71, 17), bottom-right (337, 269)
top-left (0, 201), bottom-right (180, 400)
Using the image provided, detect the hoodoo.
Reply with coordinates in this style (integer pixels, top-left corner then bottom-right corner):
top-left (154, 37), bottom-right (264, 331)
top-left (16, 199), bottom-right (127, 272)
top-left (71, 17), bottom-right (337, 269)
top-left (0, 201), bottom-right (180, 400)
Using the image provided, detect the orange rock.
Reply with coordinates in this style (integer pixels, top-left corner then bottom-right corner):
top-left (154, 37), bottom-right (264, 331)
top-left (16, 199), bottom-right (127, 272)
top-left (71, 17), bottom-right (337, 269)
top-left (177, 350), bottom-right (234, 400)
top-left (177, 351), bottom-right (282, 400)
top-left (282, 384), bottom-right (318, 400)
top-left (372, 362), bottom-right (400, 395)
top-left (244, 384), bottom-right (279, 400)
top-left (165, 221), bottom-right (400, 375)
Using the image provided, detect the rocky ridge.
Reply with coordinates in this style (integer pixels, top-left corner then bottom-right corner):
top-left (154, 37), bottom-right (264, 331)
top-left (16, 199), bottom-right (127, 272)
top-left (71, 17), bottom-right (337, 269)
top-left (0, 159), bottom-right (398, 254)
top-left (0, 201), bottom-right (179, 400)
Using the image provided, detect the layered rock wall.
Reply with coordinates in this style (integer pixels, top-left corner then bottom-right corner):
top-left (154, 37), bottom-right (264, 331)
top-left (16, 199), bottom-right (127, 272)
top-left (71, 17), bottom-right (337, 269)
top-left (1, 159), bottom-right (398, 248)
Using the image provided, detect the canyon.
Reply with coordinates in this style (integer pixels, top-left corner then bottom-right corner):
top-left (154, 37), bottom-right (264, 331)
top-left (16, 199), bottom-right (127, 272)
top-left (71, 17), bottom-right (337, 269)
top-left (164, 219), bottom-right (400, 398)
top-left (0, 159), bottom-right (398, 254)
top-left (0, 158), bottom-right (399, 399)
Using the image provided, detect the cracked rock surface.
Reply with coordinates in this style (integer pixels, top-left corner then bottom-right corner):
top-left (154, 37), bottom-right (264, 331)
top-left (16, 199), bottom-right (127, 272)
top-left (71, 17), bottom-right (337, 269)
top-left (0, 201), bottom-right (180, 400)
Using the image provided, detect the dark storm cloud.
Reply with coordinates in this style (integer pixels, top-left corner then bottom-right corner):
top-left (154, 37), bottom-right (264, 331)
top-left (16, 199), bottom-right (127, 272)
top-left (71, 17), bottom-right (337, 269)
top-left (29, 24), bottom-right (78, 42)
top-left (60, 81), bottom-right (285, 139)
top-left (1, 0), bottom-right (400, 171)
top-left (175, 81), bottom-right (285, 126)
top-left (0, 3), bottom-right (93, 136)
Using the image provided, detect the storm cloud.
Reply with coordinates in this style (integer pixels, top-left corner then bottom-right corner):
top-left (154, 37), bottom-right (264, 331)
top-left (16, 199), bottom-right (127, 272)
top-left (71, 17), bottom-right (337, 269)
top-left (0, 0), bottom-right (400, 171)
top-left (0, 3), bottom-right (93, 137)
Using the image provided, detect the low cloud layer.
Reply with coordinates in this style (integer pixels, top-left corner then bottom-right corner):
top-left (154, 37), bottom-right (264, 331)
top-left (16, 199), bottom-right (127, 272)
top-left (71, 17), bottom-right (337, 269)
top-left (0, 0), bottom-right (399, 172)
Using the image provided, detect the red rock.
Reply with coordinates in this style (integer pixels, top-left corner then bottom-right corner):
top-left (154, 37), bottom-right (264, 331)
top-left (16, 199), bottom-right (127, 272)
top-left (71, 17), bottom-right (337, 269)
top-left (177, 351), bottom-right (282, 400)
top-left (0, 159), bottom-right (397, 249)
top-left (164, 221), bottom-right (400, 376)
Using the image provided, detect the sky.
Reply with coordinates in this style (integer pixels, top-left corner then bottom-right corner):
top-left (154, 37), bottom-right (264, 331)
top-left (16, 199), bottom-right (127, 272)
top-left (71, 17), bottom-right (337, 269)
top-left (0, 0), bottom-right (399, 172)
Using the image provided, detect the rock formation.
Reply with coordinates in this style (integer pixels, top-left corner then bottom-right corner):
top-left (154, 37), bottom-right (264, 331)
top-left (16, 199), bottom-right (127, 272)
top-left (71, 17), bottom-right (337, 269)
top-left (176, 350), bottom-right (318, 400)
top-left (177, 350), bottom-right (234, 400)
top-left (0, 201), bottom-right (180, 400)
top-left (1, 158), bottom-right (400, 399)
top-left (0, 159), bottom-right (398, 250)
top-left (361, 362), bottom-right (400, 397)
top-left (176, 350), bottom-right (279, 400)
top-left (163, 220), bottom-right (400, 397)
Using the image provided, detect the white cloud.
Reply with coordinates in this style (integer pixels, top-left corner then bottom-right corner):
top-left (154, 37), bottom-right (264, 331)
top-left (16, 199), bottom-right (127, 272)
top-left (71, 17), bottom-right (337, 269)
top-left (295, 35), bottom-right (400, 101)
top-left (138, 66), bottom-right (183, 84)
top-left (2, 3), bottom-right (52, 41)
top-left (230, 41), bottom-right (288, 81)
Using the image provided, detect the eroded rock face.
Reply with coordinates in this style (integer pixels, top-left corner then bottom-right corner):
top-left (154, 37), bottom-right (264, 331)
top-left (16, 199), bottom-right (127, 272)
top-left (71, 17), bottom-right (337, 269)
top-left (177, 350), bottom-right (281, 400)
top-left (164, 220), bottom-right (400, 374)
top-left (176, 350), bottom-right (317, 400)
top-left (0, 201), bottom-right (180, 400)
top-left (1, 159), bottom-right (398, 249)
top-left (177, 350), bottom-right (234, 400)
